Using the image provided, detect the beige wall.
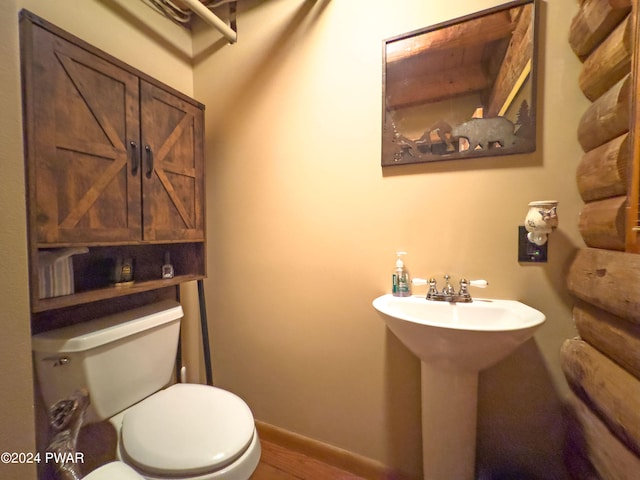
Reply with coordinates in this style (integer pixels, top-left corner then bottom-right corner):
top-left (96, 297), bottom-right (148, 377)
top-left (193, 0), bottom-right (586, 477)
top-left (2, 0), bottom-right (588, 478)
top-left (1, 1), bottom-right (194, 479)
top-left (0, 1), bottom-right (37, 478)
top-left (17, 0), bottom-right (194, 93)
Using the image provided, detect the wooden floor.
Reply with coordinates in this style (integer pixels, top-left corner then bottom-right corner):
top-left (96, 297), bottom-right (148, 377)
top-left (251, 439), bottom-right (368, 480)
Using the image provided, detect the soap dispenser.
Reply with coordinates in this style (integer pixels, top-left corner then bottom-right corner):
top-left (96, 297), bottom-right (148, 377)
top-left (392, 251), bottom-right (411, 297)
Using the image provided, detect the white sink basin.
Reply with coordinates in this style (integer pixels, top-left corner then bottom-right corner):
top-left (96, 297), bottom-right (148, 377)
top-left (373, 293), bottom-right (546, 479)
top-left (373, 294), bottom-right (545, 372)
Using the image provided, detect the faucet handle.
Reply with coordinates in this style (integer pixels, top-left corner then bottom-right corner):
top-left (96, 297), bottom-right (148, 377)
top-left (412, 278), bottom-right (439, 298)
top-left (458, 278), bottom-right (488, 296)
top-left (459, 278), bottom-right (469, 296)
top-left (426, 278), bottom-right (438, 297)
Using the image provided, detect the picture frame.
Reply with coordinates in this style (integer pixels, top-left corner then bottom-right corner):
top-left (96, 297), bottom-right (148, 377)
top-left (382, 0), bottom-right (539, 166)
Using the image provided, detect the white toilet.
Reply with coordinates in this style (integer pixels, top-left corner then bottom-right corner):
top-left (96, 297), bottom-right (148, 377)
top-left (84, 461), bottom-right (147, 480)
top-left (32, 300), bottom-right (261, 480)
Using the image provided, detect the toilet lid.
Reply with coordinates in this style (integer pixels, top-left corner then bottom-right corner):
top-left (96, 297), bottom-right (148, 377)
top-left (121, 383), bottom-right (255, 476)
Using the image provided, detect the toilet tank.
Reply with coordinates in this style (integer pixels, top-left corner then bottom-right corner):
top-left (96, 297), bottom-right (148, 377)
top-left (32, 300), bottom-right (183, 423)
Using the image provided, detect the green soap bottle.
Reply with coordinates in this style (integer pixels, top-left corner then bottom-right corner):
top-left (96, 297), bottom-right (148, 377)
top-left (392, 251), bottom-right (411, 297)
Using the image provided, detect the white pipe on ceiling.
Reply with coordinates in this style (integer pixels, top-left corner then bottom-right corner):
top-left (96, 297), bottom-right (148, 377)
top-left (179, 0), bottom-right (237, 43)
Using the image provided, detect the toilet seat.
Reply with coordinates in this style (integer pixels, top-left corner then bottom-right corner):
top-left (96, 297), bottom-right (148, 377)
top-left (121, 383), bottom-right (255, 477)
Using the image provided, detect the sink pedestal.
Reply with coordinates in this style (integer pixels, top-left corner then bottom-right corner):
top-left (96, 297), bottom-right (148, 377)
top-left (421, 362), bottom-right (478, 480)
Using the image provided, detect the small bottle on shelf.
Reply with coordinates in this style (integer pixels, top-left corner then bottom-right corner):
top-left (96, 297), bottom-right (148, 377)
top-left (162, 252), bottom-right (174, 279)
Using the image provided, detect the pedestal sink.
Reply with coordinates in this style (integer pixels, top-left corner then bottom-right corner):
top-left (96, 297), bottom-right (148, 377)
top-left (373, 294), bottom-right (545, 480)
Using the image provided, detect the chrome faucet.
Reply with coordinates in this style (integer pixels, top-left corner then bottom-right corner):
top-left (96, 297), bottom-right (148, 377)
top-left (417, 274), bottom-right (488, 302)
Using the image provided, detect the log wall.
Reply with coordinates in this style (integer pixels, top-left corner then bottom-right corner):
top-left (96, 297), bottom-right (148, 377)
top-left (564, 1), bottom-right (640, 478)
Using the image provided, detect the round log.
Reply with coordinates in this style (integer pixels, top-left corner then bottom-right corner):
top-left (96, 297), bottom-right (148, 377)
top-left (561, 339), bottom-right (640, 457)
top-left (570, 0), bottom-right (631, 60)
top-left (576, 133), bottom-right (629, 202)
top-left (567, 247), bottom-right (640, 322)
top-left (573, 303), bottom-right (640, 380)
top-left (578, 74), bottom-right (630, 152)
top-left (578, 196), bottom-right (626, 250)
top-left (579, 14), bottom-right (632, 101)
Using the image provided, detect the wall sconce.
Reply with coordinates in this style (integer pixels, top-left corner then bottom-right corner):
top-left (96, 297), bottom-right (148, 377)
top-left (524, 200), bottom-right (559, 246)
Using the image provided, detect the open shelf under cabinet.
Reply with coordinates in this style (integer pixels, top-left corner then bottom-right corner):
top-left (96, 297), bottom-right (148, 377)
top-left (31, 242), bottom-right (206, 313)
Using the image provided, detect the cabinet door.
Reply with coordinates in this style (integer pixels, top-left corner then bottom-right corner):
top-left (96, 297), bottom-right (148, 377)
top-left (140, 81), bottom-right (205, 242)
top-left (25, 24), bottom-right (141, 245)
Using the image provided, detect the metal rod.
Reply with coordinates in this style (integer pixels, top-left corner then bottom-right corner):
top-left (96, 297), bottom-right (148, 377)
top-left (197, 279), bottom-right (214, 385)
top-left (175, 285), bottom-right (182, 381)
top-left (180, 0), bottom-right (237, 43)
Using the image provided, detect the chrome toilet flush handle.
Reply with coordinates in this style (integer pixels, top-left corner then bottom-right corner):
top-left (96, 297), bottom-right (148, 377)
top-left (42, 356), bottom-right (70, 367)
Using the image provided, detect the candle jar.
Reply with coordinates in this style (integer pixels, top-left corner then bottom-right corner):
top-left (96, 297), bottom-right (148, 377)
top-left (524, 200), bottom-right (558, 245)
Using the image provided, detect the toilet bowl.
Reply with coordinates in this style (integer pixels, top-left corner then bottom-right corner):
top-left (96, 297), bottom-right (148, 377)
top-left (85, 461), bottom-right (145, 480)
top-left (32, 300), bottom-right (261, 480)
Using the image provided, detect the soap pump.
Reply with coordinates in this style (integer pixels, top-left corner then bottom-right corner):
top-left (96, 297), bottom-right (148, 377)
top-left (392, 251), bottom-right (411, 297)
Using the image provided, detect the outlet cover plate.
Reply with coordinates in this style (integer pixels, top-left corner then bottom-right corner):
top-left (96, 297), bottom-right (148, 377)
top-left (518, 226), bottom-right (547, 263)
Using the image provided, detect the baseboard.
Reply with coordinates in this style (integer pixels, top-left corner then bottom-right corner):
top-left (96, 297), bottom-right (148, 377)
top-left (255, 420), bottom-right (412, 480)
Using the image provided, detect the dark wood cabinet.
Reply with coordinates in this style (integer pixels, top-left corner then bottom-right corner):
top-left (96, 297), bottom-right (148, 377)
top-left (24, 21), bottom-right (205, 245)
top-left (20, 11), bottom-right (206, 314)
top-left (26, 21), bottom-right (141, 244)
top-left (140, 80), bottom-right (205, 243)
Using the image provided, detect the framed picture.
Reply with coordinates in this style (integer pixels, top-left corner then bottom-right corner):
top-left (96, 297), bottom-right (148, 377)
top-left (382, 0), bottom-right (539, 166)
